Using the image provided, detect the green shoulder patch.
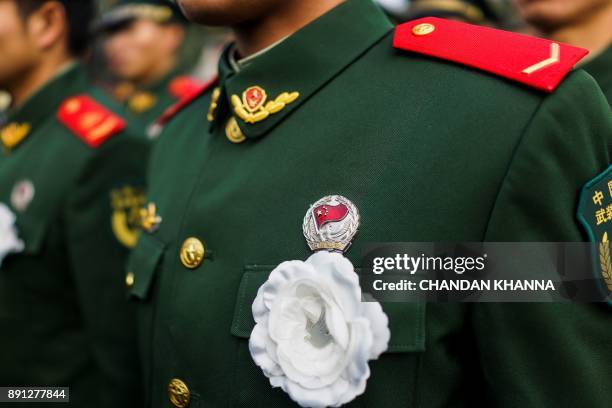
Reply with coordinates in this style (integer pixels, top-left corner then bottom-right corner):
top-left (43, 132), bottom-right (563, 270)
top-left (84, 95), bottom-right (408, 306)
top-left (577, 165), bottom-right (612, 304)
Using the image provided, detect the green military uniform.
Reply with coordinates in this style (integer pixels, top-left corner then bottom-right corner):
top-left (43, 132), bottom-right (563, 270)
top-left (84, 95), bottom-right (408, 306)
top-left (97, 0), bottom-right (200, 133)
top-left (128, 0), bottom-right (612, 406)
top-left (583, 44), bottom-right (612, 105)
top-left (0, 64), bottom-right (148, 407)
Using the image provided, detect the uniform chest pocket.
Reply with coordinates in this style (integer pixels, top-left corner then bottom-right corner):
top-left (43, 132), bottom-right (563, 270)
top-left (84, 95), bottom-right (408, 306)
top-left (228, 264), bottom-right (427, 406)
top-left (127, 233), bottom-right (165, 299)
top-left (230, 264), bottom-right (427, 353)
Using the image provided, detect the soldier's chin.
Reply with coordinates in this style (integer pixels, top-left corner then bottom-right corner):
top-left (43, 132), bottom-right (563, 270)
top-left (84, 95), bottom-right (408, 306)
top-left (176, 0), bottom-right (260, 26)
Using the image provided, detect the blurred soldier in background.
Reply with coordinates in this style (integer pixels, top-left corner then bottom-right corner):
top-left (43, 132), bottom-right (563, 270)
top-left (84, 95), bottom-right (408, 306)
top-left (514, 0), bottom-right (612, 104)
top-left (96, 0), bottom-right (203, 133)
top-left (0, 0), bottom-right (147, 406)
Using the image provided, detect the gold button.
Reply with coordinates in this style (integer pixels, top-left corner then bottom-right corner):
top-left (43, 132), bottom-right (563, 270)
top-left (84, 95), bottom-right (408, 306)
top-left (225, 116), bottom-right (246, 144)
top-left (168, 378), bottom-right (190, 408)
top-left (180, 237), bottom-right (205, 269)
top-left (125, 272), bottom-right (135, 288)
top-left (412, 23), bottom-right (435, 36)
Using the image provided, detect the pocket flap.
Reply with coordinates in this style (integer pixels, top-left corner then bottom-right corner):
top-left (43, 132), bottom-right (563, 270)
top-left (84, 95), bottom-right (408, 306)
top-left (231, 265), bottom-right (426, 353)
top-left (127, 233), bottom-right (165, 299)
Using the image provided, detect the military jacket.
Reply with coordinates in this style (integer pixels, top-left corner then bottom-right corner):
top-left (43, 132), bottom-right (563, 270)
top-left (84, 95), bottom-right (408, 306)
top-left (0, 64), bottom-right (148, 407)
top-left (129, 0), bottom-right (612, 406)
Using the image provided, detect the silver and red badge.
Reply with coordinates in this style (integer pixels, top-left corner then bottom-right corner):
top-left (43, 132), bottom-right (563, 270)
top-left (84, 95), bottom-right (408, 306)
top-left (302, 195), bottom-right (360, 252)
top-left (250, 195), bottom-right (389, 407)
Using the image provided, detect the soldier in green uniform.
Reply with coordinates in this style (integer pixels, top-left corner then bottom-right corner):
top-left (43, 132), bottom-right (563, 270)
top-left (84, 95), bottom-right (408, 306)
top-left (0, 0), bottom-right (147, 406)
top-left (514, 0), bottom-right (612, 104)
top-left (128, 0), bottom-right (612, 406)
top-left (96, 0), bottom-right (203, 133)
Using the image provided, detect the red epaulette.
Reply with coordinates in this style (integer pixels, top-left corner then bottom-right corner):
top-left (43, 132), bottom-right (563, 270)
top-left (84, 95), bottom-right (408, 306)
top-left (156, 76), bottom-right (218, 127)
top-left (57, 95), bottom-right (126, 147)
top-left (168, 75), bottom-right (205, 99)
top-left (393, 17), bottom-right (588, 93)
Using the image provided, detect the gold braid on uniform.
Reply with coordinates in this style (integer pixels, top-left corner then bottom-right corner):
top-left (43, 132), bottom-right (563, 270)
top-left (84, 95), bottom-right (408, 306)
top-left (599, 232), bottom-right (612, 291)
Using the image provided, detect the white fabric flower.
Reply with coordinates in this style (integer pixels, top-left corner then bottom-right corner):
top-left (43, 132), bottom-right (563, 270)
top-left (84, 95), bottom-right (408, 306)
top-left (249, 251), bottom-right (390, 407)
top-left (0, 203), bottom-right (24, 266)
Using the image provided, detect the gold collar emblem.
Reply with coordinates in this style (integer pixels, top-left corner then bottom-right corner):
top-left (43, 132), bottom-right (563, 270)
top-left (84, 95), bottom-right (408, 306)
top-left (231, 85), bottom-right (299, 124)
top-left (1, 123), bottom-right (31, 150)
top-left (207, 87), bottom-right (222, 122)
top-left (128, 92), bottom-right (157, 113)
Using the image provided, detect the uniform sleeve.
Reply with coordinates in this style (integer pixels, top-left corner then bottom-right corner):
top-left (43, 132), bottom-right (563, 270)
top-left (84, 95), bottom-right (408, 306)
top-left (473, 71), bottom-right (612, 407)
top-left (62, 133), bottom-right (149, 407)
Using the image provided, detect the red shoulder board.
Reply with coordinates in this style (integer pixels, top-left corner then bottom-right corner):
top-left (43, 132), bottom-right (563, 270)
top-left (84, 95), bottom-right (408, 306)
top-left (57, 95), bottom-right (126, 147)
top-left (393, 17), bottom-right (589, 93)
top-left (168, 75), bottom-right (205, 99)
top-left (156, 76), bottom-right (218, 127)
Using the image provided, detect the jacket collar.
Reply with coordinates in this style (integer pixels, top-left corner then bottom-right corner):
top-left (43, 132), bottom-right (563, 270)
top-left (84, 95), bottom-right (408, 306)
top-left (209, 0), bottom-right (393, 141)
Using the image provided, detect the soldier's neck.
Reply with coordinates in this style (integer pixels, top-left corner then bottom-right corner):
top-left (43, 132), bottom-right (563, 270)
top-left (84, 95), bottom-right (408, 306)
top-left (9, 54), bottom-right (74, 109)
top-left (232, 0), bottom-right (344, 59)
top-left (545, 6), bottom-right (612, 62)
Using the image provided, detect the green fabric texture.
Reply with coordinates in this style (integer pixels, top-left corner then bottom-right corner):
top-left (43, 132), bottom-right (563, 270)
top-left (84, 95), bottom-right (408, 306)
top-left (130, 0), bottom-right (612, 406)
top-left (0, 64), bottom-right (149, 407)
top-left (583, 44), bottom-right (612, 106)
